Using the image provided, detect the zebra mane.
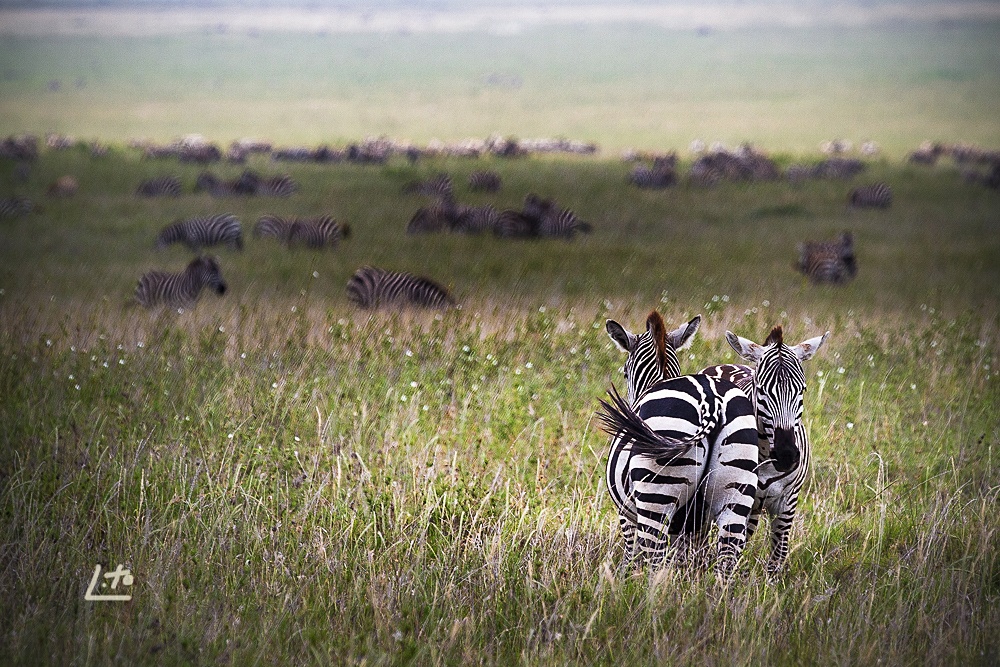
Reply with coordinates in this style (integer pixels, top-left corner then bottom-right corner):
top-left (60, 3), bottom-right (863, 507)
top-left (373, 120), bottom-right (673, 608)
top-left (646, 310), bottom-right (669, 373)
top-left (765, 325), bottom-right (783, 347)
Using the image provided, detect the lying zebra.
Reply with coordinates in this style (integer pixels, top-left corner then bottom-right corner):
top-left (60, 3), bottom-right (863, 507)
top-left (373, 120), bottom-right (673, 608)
top-left (346, 266), bottom-right (456, 309)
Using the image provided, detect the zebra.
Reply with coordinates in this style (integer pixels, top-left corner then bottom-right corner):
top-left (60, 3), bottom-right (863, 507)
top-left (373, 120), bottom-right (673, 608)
top-left (538, 203), bottom-right (592, 238)
top-left (194, 172), bottom-right (245, 197)
top-left (47, 175), bottom-right (78, 197)
top-left (848, 182), bottom-right (892, 208)
top-left (701, 326), bottom-right (828, 575)
top-left (239, 170), bottom-right (297, 197)
top-left (796, 231), bottom-right (857, 285)
top-left (629, 163), bottom-right (676, 189)
top-left (155, 214), bottom-right (243, 251)
top-left (136, 176), bottom-right (182, 197)
top-left (597, 310), bottom-right (759, 578)
top-left (0, 196), bottom-right (34, 218)
top-left (453, 204), bottom-right (500, 235)
top-left (493, 209), bottom-right (538, 238)
top-left (406, 200), bottom-right (461, 234)
top-left (254, 214), bottom-right (295, 242)
top-left (346, 265), bottom-right (456, 309)
top-left (467, 170), bottom-right (501, 192)
top-left (403, 173), bottom-right (454, 199)
top-left (288, 215), bottom-right (351, 248)
top-left (135, 255), bottom-right (227, 308)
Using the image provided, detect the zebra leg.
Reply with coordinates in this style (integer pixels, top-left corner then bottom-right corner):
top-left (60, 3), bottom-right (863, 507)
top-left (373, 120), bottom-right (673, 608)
top-left (745, 494), bottom-right (764, 542)
top-left (765, 494), bottom-right (799, 576)
top-left (705, 466), bottom-right (758, 580)
top-left (617, 512), bottom-right (639, 570)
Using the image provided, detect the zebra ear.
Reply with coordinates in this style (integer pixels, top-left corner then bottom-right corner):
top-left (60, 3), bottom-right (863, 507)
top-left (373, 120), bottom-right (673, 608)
top-left (667, 315), bottom-right (701, 350)
top-left (792, 331), bottom-right (830, 361)
top-left (725, 331), bottom-right (764, 362)
top-left (606, 320), bottom-right (636, 353)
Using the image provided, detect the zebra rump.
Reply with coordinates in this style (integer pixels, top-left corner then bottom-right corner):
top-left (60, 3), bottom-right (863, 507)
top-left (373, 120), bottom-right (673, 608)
top-left (346, 265), bottom-right (456, 309)
top-left (597, 384), bottom-right (704, 458)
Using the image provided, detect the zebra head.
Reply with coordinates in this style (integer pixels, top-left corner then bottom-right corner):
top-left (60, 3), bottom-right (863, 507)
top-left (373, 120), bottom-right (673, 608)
top-left (189, 255), bottom-right (227, 296)
top-left (725, 326), bottom-right (828, 472)
top-left (606, 311), bottom-right (701, 405)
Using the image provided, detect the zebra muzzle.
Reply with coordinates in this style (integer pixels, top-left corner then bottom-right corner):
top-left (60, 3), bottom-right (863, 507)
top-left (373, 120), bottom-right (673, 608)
top-left (771, 427), bottom-right (800, 472)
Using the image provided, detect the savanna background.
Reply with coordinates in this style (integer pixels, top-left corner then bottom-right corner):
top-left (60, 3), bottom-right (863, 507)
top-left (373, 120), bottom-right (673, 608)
top-left (1, 1), bottom-right (999, 664)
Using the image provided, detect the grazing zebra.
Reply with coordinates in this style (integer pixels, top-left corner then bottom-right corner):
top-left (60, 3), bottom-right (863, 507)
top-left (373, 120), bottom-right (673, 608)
top-left (288, 215), bottom-right (351, 248)
top-left (701, 326), bottom-right (828, 574)
top-left (194, 172), bottom-right (244, 197)
top-left (155, 213), bottom-right (243, 251)
top-left (254, 214), bottom-right (295, 242)
top-left (848, 182), bottom-right (892, 208)
top-left (406, 200), bottom-right (461, 234)
top-left (346, 265), bottom-right (456, 309)
top-left (467, 170), bottom-right (501, 192)
top-left (239, 170), bottom-right (298, 197)
top-left (136, 176), bottom-right (182, 197)
top-left (493, 209), bottom-right (537, 238)
top-left (135, 255), bottom-right (227, 308)
top-left (0, 196), bottom-right (34, 218)
top-left (629, 163), bottom-right (676, 189)
top-left (796, 231), bottom-right (857, 285)
top-left (453, 204), bottom-right (500, 234)
top-left (403, 173), bottom-right (454, 199)
top-left (538, 203), bottom-right (592, 238)
top-left (598, 311), bottom-right (759, 578)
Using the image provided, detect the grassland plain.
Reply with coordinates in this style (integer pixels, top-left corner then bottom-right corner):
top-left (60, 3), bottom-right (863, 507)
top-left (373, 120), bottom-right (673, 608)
top-left (1, 20), bottom-right (1000, 154)
top-left (0, 145), bottom-right (999, 665)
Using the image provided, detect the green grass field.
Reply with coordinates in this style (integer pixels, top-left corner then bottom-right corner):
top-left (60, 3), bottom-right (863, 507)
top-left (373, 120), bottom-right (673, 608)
top-left (1, 143), bottom-right (999, 665)
top-left (2, 12), bottom-right (1000, 666)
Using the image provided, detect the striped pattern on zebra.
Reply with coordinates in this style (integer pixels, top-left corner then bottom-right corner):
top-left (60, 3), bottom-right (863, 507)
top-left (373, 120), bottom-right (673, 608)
top-left (701, 326), bottom-right (828, 574)
top-left (194, 172), bottom-right (248, 197)
top-left (288, 215), bottom-right (351, 248)
top-left (495, 194), bottom-right (591, 239)
top-left (403, 173), bottom-right (454, 199)
top-left (241, 170), bottom-right (298, 197)
top-left (136, 176), bottom-right (182, 197)
top-left (0, 196), bottom-right (34, 218)
top-left (155, 213), bottom-right (243, 251)
top-left (848, 181), bottom-right (892, 208)
top-left (453, 204), bottom-right (500, 234)
top-left (346, 265), bottom-right (456, 309)
top-left (796, 231), bottom-right (857, 285)
top-left (406, 199), bottom-right (460, 234)
top-left (254, 214), bottom-right (294, 242)
top-left (597, 328), bottom-right (759, 578)
top-left (135, 255), bottom-right (227, 308)
top-left (467, 170), bottom-right (501, 192)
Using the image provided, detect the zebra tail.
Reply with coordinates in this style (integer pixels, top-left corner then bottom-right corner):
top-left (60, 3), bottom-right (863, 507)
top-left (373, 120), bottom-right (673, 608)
top-left (596, 384), bottom-right (700, 458)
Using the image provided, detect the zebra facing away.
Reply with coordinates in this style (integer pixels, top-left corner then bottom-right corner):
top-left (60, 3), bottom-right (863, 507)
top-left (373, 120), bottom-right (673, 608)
top-left (346, 265), bottom-right (456, 309)
top-left (701, 326), bottom-right (828, 575)
top-left (848, 181), bottom-right (892, 208)
top-left (597, 311), bottom-right (760, 578)
top-left (155, 214), bottom-right (243, 251)
top-left (135, 255), bottom-right (227, 308)
top-left (467, 169), bottom-right (501, 192)
top-left (796, 231), bottom-right (857, 285)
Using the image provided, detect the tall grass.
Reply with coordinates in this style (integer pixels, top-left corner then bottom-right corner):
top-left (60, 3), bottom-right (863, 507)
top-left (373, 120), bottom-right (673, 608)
top-left (1, 146), bottom-right (999, 664)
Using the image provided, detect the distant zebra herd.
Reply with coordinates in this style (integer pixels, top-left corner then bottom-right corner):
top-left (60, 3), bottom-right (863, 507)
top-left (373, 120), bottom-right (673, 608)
top-left (404, 173), bottom-right (592, 239)
top-left (598, 310), bottom-right (828, 578)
